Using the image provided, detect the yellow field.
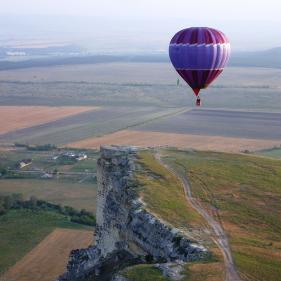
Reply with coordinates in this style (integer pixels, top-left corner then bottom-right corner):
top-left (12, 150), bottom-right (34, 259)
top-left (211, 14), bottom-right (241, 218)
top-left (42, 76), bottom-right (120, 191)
top-left (68, 129), bottom-right (280, 153)
top-left (2, 228), bottom-right (93, 281)
top-left (0, 106), bottom-right (98, 135)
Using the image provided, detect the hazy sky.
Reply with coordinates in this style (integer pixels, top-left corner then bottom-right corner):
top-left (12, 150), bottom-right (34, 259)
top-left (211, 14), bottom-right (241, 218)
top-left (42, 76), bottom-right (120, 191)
top-left (1, 0), bottom-right (280, 52)
top-left (1, 0), bottom-right (279, 20)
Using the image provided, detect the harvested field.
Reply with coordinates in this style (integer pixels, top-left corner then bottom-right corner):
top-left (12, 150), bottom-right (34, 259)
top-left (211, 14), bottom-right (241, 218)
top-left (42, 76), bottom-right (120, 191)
top-left (135, 109), bottom-right (281, 140)
top-left (69, 130), bottom-right (281, 153)
top-left (0, 106), bottom-right (179, 145)
top-left (2, 228), bottom-right (93, 281)
top-left (0, 106), bottom-right (98, 135)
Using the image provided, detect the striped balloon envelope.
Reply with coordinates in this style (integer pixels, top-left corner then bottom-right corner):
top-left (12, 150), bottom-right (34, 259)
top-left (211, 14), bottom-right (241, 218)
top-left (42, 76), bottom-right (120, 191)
top-left (169, 27), bottom-right (231, 105)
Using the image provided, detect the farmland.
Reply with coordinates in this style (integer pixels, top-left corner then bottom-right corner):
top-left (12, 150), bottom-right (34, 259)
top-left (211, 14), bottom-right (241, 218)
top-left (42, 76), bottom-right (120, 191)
top-left (0, 209), bottom-right (92, 276)
top-left (69, 129), bottom-right (281, 153)
top-left (2, 228), bottom-right (92, 281)
top-left (0, 106), bottom-right (182, 145)
top-left (134, 109), bottom-right (281, 140)
top-left (69, 108), bottom-right (281, 152)
top-left (0, 106), bottom-right (97, 135)
top-left (0, 63), bottom-right (280, 113)
top-left (0, 179), bottom-right (97, 212)
top-left (0, 63), bottom-right (280, 148)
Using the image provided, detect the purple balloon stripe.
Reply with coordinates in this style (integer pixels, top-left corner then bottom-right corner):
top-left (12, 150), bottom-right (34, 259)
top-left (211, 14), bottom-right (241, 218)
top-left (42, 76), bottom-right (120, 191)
top-left (169, 43), bottom-right (230, 70)
top-left (170, 27), bottom-right (229, 45)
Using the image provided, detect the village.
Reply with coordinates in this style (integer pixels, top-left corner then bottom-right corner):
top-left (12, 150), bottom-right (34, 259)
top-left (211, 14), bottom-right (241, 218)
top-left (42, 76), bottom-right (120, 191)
top-left (0, 145), bottom-right (97, 183)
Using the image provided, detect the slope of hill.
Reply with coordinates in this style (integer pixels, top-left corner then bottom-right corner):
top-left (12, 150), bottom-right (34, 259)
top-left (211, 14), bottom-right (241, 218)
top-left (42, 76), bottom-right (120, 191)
top-left (230, 47), bottom-right (281, 68)
top-left (121, 149), bottom-right (281, 281)
top-left (162, 149), bottom-right (281, 281)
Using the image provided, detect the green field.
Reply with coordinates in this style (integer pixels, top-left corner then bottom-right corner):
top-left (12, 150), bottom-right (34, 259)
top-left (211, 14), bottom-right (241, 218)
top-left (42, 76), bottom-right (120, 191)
top-left (0, 209), bottom-right (91, 274)
top-left (162, 149), bottom-right (281, 281)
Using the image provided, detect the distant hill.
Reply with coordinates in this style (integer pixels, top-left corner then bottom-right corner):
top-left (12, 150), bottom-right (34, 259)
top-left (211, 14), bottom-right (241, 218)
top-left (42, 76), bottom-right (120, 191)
top-left (230, 47), bottom-right (281, 68)
top-left (0, 54), bottom-right (169, 71)
top-left (1, 47), bottom-right (281, 70)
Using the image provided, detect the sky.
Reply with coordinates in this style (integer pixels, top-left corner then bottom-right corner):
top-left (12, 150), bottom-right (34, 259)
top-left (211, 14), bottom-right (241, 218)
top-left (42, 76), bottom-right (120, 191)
top-left (1, 0), bottom-right (280, 52)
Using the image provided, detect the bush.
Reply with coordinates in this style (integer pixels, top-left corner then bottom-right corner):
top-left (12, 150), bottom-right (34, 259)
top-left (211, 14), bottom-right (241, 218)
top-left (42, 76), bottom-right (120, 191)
top-left (27, 144), bottom-right (57, 151)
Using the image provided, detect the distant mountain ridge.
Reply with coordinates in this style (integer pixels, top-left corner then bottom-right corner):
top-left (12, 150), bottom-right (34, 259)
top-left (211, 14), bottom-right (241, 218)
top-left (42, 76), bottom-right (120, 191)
top-left (230, 47), bottom-right (281, 68)
top-left (0, 47), bottom-right (281, 70)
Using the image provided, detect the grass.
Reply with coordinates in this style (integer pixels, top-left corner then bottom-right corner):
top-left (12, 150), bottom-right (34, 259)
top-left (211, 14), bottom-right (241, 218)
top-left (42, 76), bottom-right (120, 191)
top-left (135, 151), bottom-right (224, 281)
top-left (123, 264), bottom-right (171, 281)
top-left (163, 149), bottom-right (281, 281)
top-left (0, 209), bottom-right (91, 275)
top-left (122, 260), bottom-right (224, 281)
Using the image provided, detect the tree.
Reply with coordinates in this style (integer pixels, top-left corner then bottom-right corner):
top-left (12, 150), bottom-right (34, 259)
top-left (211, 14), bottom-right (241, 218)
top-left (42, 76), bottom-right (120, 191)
top-left (29, 196), bottom-right (38, 209)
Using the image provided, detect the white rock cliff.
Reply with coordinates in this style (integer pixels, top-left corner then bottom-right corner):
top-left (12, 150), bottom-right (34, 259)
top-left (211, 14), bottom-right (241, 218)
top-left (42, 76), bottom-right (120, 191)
top-left (57, 146), bottom-right (208, 281)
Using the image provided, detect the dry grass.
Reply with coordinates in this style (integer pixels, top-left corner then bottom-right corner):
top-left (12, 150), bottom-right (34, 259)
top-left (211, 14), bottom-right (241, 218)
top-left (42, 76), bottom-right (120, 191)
top-left (184, 261), bottom-right (225, 281)
top-left (69, 130), bottom-right (280, 153)
top-left (0, 106), bottom-right (98, 135)
top-left (2, 228), bottom-right (92, 281)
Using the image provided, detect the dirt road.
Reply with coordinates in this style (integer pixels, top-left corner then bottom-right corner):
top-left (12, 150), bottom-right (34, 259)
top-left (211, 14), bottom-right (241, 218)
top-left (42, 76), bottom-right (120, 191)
top-left (155, 152), bottom-right (241, 281)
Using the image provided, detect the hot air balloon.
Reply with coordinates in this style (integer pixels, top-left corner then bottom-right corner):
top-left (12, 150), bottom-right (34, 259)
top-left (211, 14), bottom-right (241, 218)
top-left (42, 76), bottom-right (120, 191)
top-left (169, 27), bottom-right (231, 106)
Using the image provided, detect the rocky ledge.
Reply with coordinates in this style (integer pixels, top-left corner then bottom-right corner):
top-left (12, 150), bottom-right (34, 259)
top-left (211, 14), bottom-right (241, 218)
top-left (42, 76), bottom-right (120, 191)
top-left (57, 146), bottom-right (208, 281)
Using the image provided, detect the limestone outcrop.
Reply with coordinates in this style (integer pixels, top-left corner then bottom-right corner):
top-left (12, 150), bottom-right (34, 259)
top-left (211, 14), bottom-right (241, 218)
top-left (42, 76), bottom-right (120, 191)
top-left (57, 146), bottom-right (208, 281)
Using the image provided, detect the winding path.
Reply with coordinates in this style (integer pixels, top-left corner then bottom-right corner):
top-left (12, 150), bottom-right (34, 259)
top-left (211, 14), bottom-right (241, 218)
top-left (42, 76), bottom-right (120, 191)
top-left (155, 152), bottom-right (241, 281)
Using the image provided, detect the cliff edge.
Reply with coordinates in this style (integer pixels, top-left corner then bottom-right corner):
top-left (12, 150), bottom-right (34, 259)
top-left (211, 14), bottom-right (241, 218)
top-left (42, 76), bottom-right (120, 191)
top-left (57, 146), bottom-right (208, 281)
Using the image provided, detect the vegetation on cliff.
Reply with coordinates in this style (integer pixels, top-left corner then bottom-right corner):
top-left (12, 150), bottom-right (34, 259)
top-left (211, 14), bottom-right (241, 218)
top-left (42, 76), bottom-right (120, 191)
top-left (136, 151), bottom-right (203, 229)
top-left (135, 151), bottom-right (224, 281)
